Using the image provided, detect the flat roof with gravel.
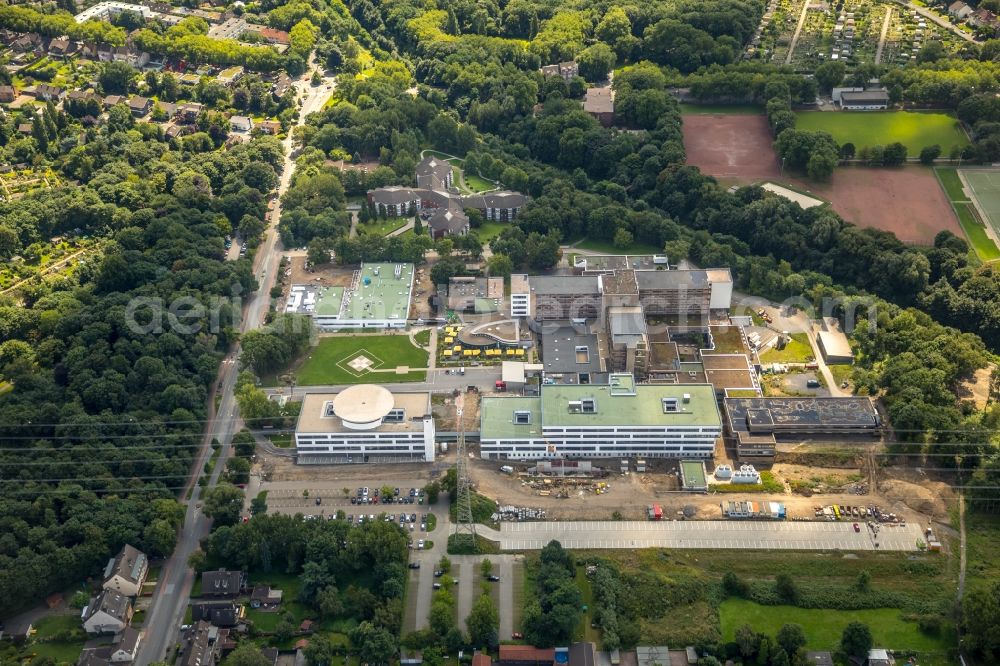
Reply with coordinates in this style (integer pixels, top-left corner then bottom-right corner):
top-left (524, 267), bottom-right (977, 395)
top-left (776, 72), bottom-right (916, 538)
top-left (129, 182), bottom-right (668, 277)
top-left (342, 263), bottom-right (413, 321)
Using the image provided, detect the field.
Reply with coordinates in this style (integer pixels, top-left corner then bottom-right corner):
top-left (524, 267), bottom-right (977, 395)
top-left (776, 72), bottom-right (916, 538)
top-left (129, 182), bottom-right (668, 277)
top-left (565, 546), bottom-right (957, 651)
top-left (359, 217), bottom-right (408, 236)
top-left (793, 111), bottom-right (968, 154)
top-left (788, 166), bottom-right (961, 245)
top-left (759, 332), bottom-right (813, 363)
top-left (682, 114), bottom-right (780, 180)
top-left (719, 599), bottom-right (952, 657)
top-left (291, 335), bottom-right (429, 385)
top-left (935, 168), bottom-right (1000, 262)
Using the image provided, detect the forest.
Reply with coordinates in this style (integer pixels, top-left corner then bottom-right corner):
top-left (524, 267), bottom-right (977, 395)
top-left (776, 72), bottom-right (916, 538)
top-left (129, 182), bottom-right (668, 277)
top-left (0, 94), bottom-right (280, 609)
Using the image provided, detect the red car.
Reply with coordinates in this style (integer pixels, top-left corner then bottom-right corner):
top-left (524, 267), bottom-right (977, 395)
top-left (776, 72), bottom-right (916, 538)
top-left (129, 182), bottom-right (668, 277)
top-left (853, 523), bottom-right (860, 532)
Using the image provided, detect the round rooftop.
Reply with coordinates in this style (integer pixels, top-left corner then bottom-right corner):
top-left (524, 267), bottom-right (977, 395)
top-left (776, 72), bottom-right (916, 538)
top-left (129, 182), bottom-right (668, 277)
top-left (332, 384), bottom-right (394, 424)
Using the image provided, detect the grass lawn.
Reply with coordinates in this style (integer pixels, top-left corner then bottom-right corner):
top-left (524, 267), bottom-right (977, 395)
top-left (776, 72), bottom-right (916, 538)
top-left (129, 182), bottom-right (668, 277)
top-left (26, 642), bottom-right (84, 663)
top-left (794, 111), bottom-right (969, 153)
top-left (828, 364), bottom-right (855, 388)
top-left (573, 238), bottom-right (662, 255)
top-left (414, 329), bottom-right (431, 346)
top-left (473, 221), bottom-right (508, 242)
top-left (426, 513), bottom-right (437, 532)
top-left (268, 433), bottom-right (293, 448)
top-left (719, 599), bottom-right (952, 655)
top-left (359, 218), bottom-right (408, 236)
top-left (680, 103), bottom-right (763, 115)
top-left (289, 335), bottom-right (429, 386)
top-left (425, 150), bottom-right (460, 163)
top-left (464, 173), bottom-right (496, 192)
top-left (33, 615), bottom-right (79, 638)
top-left (936, 167), bottom-right (969, 202)
top-left (955, 203), bottom-right (1000, 262)
top-left (573, 567), bottom-right (600, 644)
top-left (935, 168), bottom-right (1000, 262)
top-left (511, 560), bottom-right (526, 634)
top-left (759, 332), bottom-right (814, 363)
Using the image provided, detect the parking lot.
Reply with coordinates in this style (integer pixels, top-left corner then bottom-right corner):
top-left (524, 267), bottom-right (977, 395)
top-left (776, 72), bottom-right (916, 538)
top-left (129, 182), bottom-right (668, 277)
top-left (252, 479), bottom-right (434, 525)
top-left (494, 520), bottom-right (925, 552)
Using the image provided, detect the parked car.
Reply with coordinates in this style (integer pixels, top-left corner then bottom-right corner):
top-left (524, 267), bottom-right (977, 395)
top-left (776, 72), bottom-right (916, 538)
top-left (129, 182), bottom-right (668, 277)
top-left (434, 570), bottom-right (444, 577)
top-left (853, 523), bottom-right (861, 532)
top-left (487, 575), bottom-right (501, 582)
top-left (408, 562), bottom-right (421, 569)
top-left (433, 583), bottom-right (442, 589)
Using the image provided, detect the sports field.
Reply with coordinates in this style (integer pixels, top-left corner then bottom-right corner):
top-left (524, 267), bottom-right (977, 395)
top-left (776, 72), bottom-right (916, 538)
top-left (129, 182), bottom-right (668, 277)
top-left (682, 114), bottom-right (780, 180)
top-left (294, 335), bottom-right (428, 385)
top-left (935, 168), bottom-right (1000, 262)
top-left (787, 167), bottom-right (960, 245)
top-left (794, 111), bottom-right (968, 153)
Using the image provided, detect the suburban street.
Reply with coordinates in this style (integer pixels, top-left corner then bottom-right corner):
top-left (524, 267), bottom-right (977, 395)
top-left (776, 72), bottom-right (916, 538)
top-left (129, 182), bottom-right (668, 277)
top-left (134, 64), bottom-right (338, 666)
top-left (487, 520), bottom-right (925, 552)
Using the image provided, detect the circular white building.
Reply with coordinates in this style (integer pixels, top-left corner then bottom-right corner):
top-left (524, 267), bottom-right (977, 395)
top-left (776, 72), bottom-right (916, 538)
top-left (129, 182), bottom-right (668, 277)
top-left (332, 384), bottom-right (396, 430)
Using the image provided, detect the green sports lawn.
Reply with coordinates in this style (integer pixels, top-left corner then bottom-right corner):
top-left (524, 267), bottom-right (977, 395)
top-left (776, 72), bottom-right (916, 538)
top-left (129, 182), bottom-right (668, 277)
top-left (935, 167), bottom-right (1000, 262)
top-left (293, 335), bottom-right (428, 385)
top-left (719, 599), bottom-right (952, 657)
top-left (794, 111), bottom-right (968, 153)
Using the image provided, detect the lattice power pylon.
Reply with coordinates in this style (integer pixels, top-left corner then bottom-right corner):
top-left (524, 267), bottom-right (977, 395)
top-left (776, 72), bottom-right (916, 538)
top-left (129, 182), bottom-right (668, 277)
top-left (453, 406), bottom-right (478, 550)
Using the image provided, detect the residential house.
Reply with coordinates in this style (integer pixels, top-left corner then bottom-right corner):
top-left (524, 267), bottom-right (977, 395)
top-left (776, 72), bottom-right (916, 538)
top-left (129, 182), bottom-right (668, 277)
top-left (540, 61), bottom-right (579, 83)
top-left (82, 589), bottom-right (133, 635)
top-left (110, 627), bottom-right (142, 663)
top-left (230, 115), bottom-right (253, 132)
top-left (165, 123), bottom-right (187, 139)
top-left (112, 44), bottom-right (149, 68)
top-left (970, 8), bottom-right (1000, 28)
top-left (217, 66), bottom-right (245, 86)
top-left (155, 101), bottom-right (178, 118)
top-left (949, 1), bottom-right (974, 19)
top-left (179, 72), bottom-right (202, 86)
top-left (104, 94), bottom-right (126, 108)
top-left (271, 72), bottom-right (292, 99)
top-left (35, 84), bottom-right (65, 102)
top-left (250, 585), bottom-right (283, 608)
top-left (17, 123), bottom-right (32, 135)
top-left (179, 621), bottom-right (221, 666)
top-left (200, 569), bottom-right (245, 598)
top-left (79, 647), bottom-right (113, 666)
top-left (179, 102), bottom-right (204, 123)
top-left (48, 37), bottom-right (76, 58)
top-left (583, 86), bottom-right (614, 126)
top-left (68, 90), bottom-right (100, 105)
top-left (257, 119), bottom-right (282, 135)
top-left (102, 544), bottom-right (149, 597)
top-left (259, 27), bottom-right (290, 45)
top-left (127, 96), bottom-right (152, 117)
top-left (11, 33), bottom-right (41, 53)
top-left (0, 85), bottom-right (16, 103)
top-left (191, 601), bottom-right (244, 627)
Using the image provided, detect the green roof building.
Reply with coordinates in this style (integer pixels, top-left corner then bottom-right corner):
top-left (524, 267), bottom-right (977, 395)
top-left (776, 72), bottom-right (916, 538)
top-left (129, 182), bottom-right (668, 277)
top-left (479, 374), bottom-right (722, 460)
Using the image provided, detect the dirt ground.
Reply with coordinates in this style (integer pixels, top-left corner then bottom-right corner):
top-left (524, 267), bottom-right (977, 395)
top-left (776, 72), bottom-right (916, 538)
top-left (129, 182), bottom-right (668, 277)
top-left (787, 166), bottom-right (961, 245)
top-left (410, 264), bottom-right (435, 320)
top-left (682, 114), bottom-right (781, 180)
top-left (957, 364), bottom-right (994, 410)
top-left (285, 255), bottom-right (353, 290)
top-left (432, 390), bottom-right (482, 431)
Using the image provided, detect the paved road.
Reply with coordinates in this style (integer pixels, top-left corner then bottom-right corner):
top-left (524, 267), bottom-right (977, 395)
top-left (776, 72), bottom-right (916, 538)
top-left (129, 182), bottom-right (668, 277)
top-left (491, 520), bottom-right (925, 552)
top-left (135, 62), bottom-right (338, 666)
top-left (496, 556), bottom-right (515, 639)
